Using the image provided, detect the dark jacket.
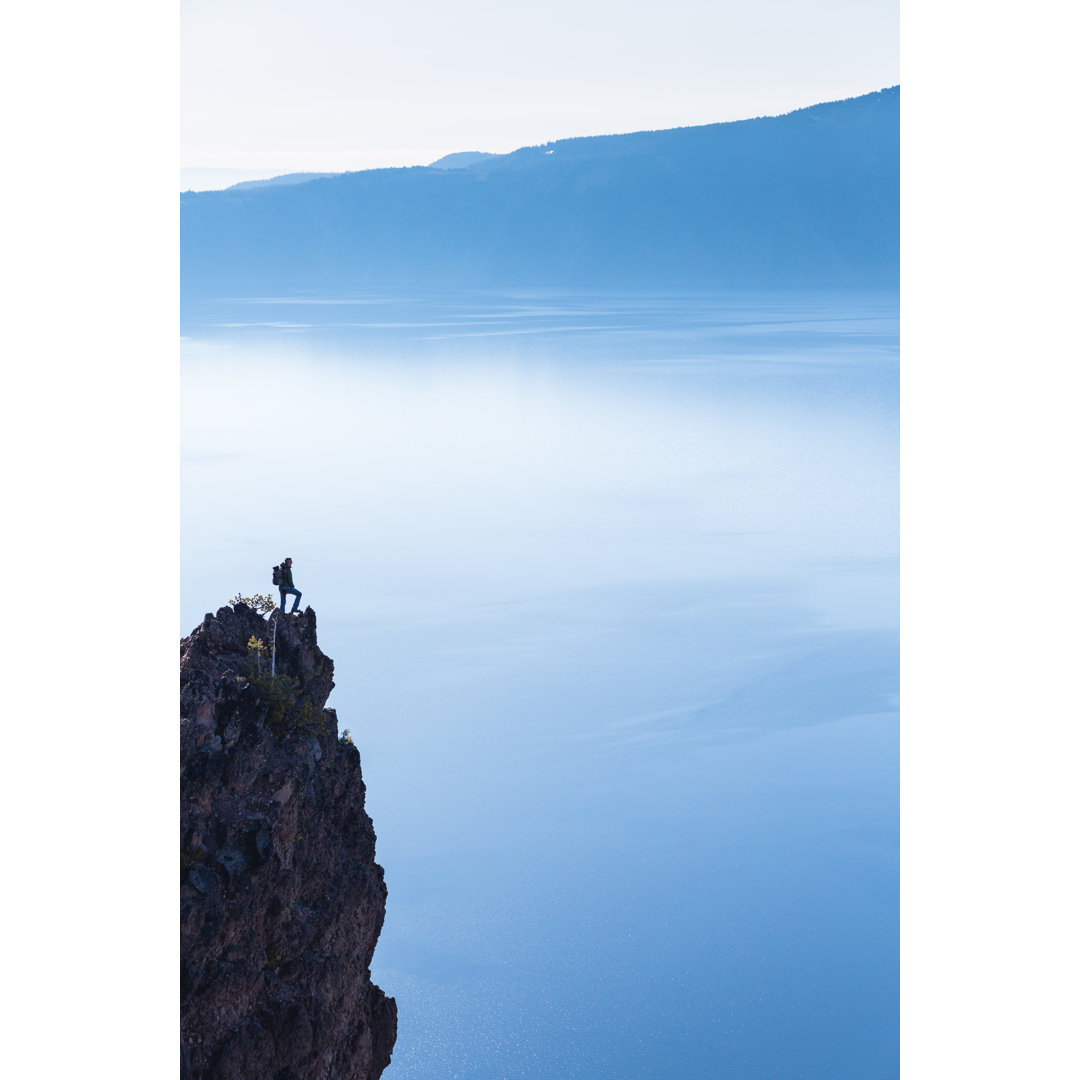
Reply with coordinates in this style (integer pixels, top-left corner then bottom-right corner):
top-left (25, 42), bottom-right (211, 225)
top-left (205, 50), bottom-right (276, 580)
top-left (281, 564), bottom-right (294, 588)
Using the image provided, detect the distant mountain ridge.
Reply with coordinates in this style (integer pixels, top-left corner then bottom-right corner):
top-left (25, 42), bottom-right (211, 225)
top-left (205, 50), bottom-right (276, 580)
top-left (182, 87), bottom-right (899, 294)
top-left (226, 171), bottom-right (338, 191)
top-left (428, 150), bottom-right (499, 170)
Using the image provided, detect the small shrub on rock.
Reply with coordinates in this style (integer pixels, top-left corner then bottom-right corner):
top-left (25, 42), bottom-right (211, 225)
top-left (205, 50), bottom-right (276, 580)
top-left (230, 593), bottom-right (277, 615)
top-left (246, 669), bottom-right (329, 738)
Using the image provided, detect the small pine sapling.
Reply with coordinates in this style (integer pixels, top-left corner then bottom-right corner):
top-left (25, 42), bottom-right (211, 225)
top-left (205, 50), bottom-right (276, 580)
top-left (230, 593), bottom-right (277, 614)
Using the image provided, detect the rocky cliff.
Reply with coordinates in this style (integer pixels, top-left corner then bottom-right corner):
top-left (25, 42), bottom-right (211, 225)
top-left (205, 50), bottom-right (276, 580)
top-left (180, 603), bottom-right (396, 1080)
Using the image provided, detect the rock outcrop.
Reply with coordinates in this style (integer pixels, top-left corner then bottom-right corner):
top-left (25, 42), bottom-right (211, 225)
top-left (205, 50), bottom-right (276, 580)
top-left (181, 603), bottom-right (396, 1080)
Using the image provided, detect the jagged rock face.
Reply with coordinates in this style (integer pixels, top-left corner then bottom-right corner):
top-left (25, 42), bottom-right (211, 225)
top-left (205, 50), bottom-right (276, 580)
top-left (181, 604), bottom-right (396, 1080)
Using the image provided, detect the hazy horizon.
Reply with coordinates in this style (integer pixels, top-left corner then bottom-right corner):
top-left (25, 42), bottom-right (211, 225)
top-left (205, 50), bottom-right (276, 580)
top-left (181, 82), bottom-right (897, 191)
top-left (183, 0), bottom-right (897, 178)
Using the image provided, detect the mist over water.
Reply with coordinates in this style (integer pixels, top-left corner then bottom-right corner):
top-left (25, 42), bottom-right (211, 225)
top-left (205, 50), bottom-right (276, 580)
top-left (181, 291), bottom-right (898, 1079)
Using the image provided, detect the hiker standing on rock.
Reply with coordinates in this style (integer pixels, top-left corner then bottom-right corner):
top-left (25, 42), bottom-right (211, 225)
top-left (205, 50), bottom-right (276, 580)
top-left (277, 557), bottom-right (302, 613)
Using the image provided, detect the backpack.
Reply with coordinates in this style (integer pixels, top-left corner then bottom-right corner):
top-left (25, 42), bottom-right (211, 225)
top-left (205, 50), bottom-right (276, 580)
top-left (272, 564), bottom-right (283, 586)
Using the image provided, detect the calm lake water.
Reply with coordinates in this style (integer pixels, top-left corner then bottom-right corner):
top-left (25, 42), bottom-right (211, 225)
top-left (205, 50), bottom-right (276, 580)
top-left (181, 291), bottom-right (899, 1080)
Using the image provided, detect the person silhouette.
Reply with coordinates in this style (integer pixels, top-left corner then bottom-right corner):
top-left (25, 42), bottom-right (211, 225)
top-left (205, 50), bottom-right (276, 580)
top-left (278, 557), bottom-right (302, 613)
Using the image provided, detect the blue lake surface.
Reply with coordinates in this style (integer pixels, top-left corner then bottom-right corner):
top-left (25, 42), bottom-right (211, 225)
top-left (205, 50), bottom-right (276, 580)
top-left (181, 291), bottom-right (899, 1079)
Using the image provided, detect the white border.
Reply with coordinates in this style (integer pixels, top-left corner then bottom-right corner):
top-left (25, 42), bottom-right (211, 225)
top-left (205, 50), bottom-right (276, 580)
top-left (4, 1), bottom-right (178, 1073)
top-left (902, 3), bottom-right (1077, 1077)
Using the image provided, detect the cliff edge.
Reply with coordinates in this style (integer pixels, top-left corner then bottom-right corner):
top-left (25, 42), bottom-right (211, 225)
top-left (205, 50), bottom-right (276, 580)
top-left (180, 603), bottom-right (396, 1080)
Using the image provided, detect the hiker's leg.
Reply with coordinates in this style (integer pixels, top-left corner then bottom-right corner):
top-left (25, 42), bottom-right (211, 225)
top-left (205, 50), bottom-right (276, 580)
top-left (279, 589), bottom-right (288, 611)
top-left (291, 589), bottom-right (302, 612)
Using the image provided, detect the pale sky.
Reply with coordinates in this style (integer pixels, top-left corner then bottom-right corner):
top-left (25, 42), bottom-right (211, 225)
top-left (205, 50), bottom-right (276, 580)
top-left (182, 0), bottom-right (898, 185)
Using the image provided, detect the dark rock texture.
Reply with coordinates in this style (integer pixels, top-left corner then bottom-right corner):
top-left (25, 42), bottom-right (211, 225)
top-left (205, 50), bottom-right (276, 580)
top-left (181, 603), bottom-right (396, 1080)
